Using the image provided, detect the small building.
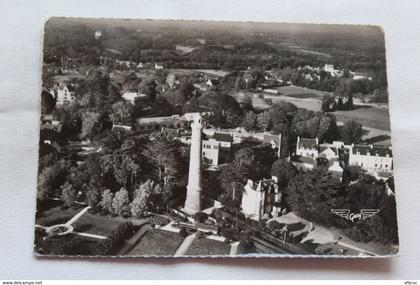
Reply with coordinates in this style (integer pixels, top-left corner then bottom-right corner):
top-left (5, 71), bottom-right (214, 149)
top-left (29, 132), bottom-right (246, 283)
top-left (55, 84), bottom-right (76, 106)
top-left (154, 63), bottom-right (164, 70)
top-left (94, 30), bottom-right (102, 40)
top-left (296, 137), bottom-right (319, 158)
top-left (202, 138), bottom-right (220, 166)
top-left (263, 133), bottom-right (282, 157)
top-left (122, 91), bottom-right (147, 105)
top-left (206, 78), bottom-right (218, 87)
top-left (212, 132), bottom-right (233, 149)
top-left (241, 176), bottom-right (282, 220)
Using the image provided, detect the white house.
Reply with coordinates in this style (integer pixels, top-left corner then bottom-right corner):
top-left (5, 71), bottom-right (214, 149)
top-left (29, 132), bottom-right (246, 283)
top-left (201, 132), bottom-right (233, 166)
top-left (349, 144), bottom-right (393, 174)
top-left (241, 176), bottom-right (282, 220)
top-left (122, 91), bottom-right (147, 105)
top-left (154, 63), bottom-right (164, 70)
top-left (296, 137), bottom-right (319, 158)
top-left (202, 138), bottom-right (220, 166)
top-left (55, 84), bottom-right (76, 106)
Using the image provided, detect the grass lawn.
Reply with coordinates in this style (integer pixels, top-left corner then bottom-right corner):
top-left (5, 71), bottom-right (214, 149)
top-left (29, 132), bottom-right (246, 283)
top-left (285, 93), bottom-right (320, 99)
top-left (36, 206), bottom-right (128, 237)
top-left (269, 96), bottom-right (322, 112)
top-left (276, 85), bottom-right (327, 97)
top-left (332, 106), bottom-right (391, 131)
top-left (128, 229), bottom-right (185, 256)
top-left (184, 237), bottom-right (231, 256)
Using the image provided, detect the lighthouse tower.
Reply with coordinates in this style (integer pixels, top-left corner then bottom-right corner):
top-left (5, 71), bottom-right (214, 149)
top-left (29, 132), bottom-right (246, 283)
top-left (184, 113), bottom-right (203, 214)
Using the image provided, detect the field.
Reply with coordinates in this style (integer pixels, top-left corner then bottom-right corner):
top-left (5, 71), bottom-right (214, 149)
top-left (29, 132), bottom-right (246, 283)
top-left (184, 237), bottom-right (231, 256)
top-left (332, 106), bottom-right (391, 131)
top-left (251, 85), bottom-right (392, 133)
top-left (36, 206), bottom-right (127, 236)
top-left (128, 229), bottom-right (185, 256)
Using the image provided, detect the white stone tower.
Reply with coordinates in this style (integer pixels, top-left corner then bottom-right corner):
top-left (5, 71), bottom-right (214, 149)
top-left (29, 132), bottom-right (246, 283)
top-left (184, 113), bottom-right (203, 214)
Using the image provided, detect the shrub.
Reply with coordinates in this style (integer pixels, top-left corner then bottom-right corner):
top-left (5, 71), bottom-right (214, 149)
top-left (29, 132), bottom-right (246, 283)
top-left (149, 215), bottom-right (170, 226)
top-left (179, 227), bottom-right (188, 237)
top-left (193, 212), bottom-right (208, 223)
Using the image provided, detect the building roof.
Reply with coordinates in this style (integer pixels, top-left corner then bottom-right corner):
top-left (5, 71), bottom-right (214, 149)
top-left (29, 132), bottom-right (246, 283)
top-left (212, 132), bottom-right (233, 143)
top-left (319, 146), bottom-right (338, 155)
top-left (263, 134), bottom-right (281, 145)
top-left (298, 138), bottom-right (318, 149)
top-left (292, 155), bottom-right (316, 165)
top-left (352, 144), bottom-right (392, 157)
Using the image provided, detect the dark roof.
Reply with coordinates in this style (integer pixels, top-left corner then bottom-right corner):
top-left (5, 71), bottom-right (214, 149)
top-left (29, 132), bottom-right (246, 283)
top-left (263, 134), bottom-right (281, 145)
top-left (292, 155), bottom-right (315, 165)
top-left (66, 85), bottom-right (75, 92)
top-left (212, 132), bottom-right (233, 143)
top-left (298, 138), bottom-right (318, 149)
top-left (352, 144), bottom-right (392, 157)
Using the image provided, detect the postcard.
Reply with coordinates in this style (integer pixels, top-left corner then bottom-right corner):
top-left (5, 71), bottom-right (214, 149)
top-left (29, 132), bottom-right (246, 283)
top-left (34, 17), bottom-right (398, 257)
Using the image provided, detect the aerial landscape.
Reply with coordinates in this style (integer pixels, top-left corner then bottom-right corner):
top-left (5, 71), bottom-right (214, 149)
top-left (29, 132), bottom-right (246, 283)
top-left (34, 18), bottom-right (398, 257)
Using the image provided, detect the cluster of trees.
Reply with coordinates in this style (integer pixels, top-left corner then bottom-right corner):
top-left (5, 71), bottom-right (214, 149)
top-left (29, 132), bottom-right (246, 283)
top-left (241, 102), bottom-right (339, 155)
top-left (216, 140), bottom-right (278, 205)
top-left (37, 130), bottom-right (188, 218)
top-left (278, 160), bottom-right (398, 244)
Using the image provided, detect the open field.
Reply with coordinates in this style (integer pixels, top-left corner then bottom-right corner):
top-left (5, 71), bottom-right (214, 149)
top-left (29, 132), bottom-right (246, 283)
top-left (275, 85), bottom-right (328, 97)
top-left (128, 229), bottom-right (185, 256)
top-left (36, 206), bottom-right (127, 236)
top-left (332, 106), bottom-right (391, 131)
top-left (184, 237), bottom-right (231, 256)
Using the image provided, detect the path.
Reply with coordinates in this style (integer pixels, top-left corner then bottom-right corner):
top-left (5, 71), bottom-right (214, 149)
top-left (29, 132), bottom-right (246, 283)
top-left (118, 224), bottom-right (152, 255)
top-left (230, 242), bottom-right (240, 256)
top-left (173, 233), bottom-right (197, 257)
top-left (65, 206), bottom-right (91, 225)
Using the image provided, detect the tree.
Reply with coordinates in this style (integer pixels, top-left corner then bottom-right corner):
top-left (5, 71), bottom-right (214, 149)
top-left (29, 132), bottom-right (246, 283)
top-left (143, 137), bottom-right (179, 187)
top-left (341, 120), bottom-right (363, 144)
top-left (270, 159), bottom-right (297, 189)
top-left (81, 111), bottom-right (100, 139)
top-left (241, 111), bottom-right (259, 132)
top-left (37, 160), bottom-right (69, 200)
top-left (257, 110), bottom-right (273, 132)
top-left (86, 187), bottom-right (100, 208)
top-left (109, 101), bottom-right (133, 125)
top-left (321, 95), bottom-right (336, 112)
top-left (139, 78), bottom-right (157, 100)
top-left (41, 91), bottom-right (56, 114)
top-left (112, 187), bottom-right (130, 216)
top-left (98, 189), bottom-right (114, 214)
top-left (60, 182), bottom-right (76, 207)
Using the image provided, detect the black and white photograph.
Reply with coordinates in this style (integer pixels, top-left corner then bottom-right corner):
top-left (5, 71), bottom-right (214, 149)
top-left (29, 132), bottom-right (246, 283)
top-left (34, 17), bottom-right (399, 257)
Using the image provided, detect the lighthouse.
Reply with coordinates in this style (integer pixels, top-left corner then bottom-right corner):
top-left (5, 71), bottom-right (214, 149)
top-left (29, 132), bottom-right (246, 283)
top-left (183, 113), bottom-right (203, 214)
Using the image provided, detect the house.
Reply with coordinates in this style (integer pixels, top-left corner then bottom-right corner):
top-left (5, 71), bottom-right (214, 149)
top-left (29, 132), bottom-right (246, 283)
top-left (94, 30), bottom-right (102, 40)
top-left (202, 138), bottom-right (220, 166)
top-left (200, 132), bottom-right (233, 166)
top-left (212, 132), bottom-right (233, 149)
top-left (154, 63), bottom-right (164, 70)
top-left (263, 133), bottom-right (282, 157)
top-left (296, 137), bottom-right (319, 158)
top-left (122, 91), bottom-right (147, 105)
top-left (292, 137), bottom-right (343, 174)
top-left (206, 78), bottom-right (218, 87)
top-left (241, 176), bottom-right (283, 220)
top-left (349, 144), bottom-right (393, 174)
top-left (55, 84), bottom-right (76, 106)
